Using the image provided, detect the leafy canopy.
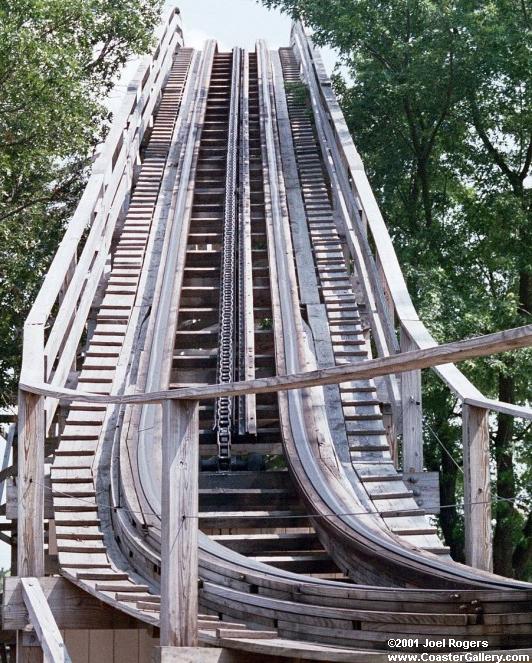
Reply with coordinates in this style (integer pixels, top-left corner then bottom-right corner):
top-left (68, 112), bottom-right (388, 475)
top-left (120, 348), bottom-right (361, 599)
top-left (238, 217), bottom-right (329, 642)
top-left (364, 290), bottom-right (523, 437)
top-left (0, 0), bottom-right (163, 403)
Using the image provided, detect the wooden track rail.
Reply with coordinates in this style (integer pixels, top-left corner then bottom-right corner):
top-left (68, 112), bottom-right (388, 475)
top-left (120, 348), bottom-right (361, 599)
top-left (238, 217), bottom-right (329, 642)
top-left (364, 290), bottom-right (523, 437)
top-left (9, 19), bottom-right (532, 663)
top-left (290, 22), bottom-right (531, 571)
top-left (17, 7), bottom-right (183, 580)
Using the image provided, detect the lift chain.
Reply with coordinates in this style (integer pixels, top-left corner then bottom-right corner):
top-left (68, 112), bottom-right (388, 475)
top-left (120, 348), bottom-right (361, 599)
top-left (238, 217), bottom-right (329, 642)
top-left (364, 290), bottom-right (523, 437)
top-left (215, 48), bottom-right (242, 468)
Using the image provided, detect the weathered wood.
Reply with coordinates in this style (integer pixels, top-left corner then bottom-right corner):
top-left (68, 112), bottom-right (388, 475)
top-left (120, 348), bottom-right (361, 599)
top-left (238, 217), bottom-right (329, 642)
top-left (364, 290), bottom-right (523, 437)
top-left (462, 404), bottom-right (492, 572)
top-left (272, 53), bottom-right (321, 306)
top-left (20, 324), bottom-right (532, 405)
top-left (20, 9), bottom-right (183, 435)
top-left (291, 22), bottom-right (507, 413)
top-left (400, 327), bottom-right (423, 473)
top-left (154, 648), bottom-right (238, 663)
top-left (102, 46), bottom-right (201, 575)
top-left (464, 396), bottom-right (532, 421)
top-left (17, 631), bottom-right (43, 663)
top-left (403, 472), bottom-right (440, 515)
top-left (238, 50), bottom-right (257, 436)
top-left (17, 388), bottom-right (45, 578)
top-left (160, 399), bottom-right (199, 647)
top-left (0, 423), bottom-right (14, 505)
top-left (20, 578), bottom-right (72, 663)
top-left (3, 577), bottom-right (151, 630)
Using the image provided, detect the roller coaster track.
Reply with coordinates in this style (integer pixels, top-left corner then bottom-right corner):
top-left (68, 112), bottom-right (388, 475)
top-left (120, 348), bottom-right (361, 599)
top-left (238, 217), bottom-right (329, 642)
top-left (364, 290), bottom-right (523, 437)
top-left (10, 10), bottom-right (532, 661)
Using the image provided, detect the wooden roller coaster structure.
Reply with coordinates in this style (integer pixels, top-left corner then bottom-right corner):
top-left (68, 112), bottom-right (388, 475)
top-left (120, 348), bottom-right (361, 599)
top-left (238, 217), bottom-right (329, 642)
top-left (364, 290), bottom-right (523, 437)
top-left (3, 8), bottom-right (532, 662)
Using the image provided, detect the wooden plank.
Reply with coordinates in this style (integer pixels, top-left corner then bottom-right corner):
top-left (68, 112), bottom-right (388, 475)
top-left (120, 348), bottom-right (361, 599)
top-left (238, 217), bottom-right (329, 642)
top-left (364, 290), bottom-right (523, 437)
top-left (403, 471), bottom-right (440, 514)
top-left (21, 324), bottom-right (532, 404)
top-left (17, 631), bottom-right (43, 663)
top-left (464, 396), bottom-right (532, 421)
top-left (64, 630), bottom-right (88, 663)
top-left (306, 303), bottom-right (349, 457)
top-left (271, 53), bottom-right (320, 305)
top-left (87, 630), bottom-right (113, 663)
top-left (238, 49), bottom-right (257, 436)
top-left (160, 399), bottom-right (199, 647)
top-left (3, 577), bottom-right (141, 630)
top-left (463, 404), bottom-right (492, 572)
top-left (400, 326), bottom-right (423, 473)
top-left (0, 423), bottom-right (14, 503)
top-left (21, 578), bottom-right (72, 662)
top-left (17, 389), bottom-right (45, 577)
top-left (113, 630), bottom-right (138, 663)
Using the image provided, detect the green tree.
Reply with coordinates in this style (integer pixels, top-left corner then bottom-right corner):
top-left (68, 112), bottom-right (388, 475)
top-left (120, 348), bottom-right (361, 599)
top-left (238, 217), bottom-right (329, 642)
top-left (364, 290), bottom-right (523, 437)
top-left (0, 0), bottom-right (163, 403)
top-left (262, 0), bottom-right (532, 578)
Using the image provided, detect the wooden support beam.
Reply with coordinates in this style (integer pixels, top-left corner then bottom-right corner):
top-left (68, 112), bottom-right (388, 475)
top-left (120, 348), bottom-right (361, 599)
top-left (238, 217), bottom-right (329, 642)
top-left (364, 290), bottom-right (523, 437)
top-left (17, 389), bottom-right (45, 578)
top-left (17, 631), bottom-right (43, 663)
top-left (154, 647), bottom-right (236, 663)
top-left (160, 399), bottom-right (199, 647)
top-left (0, 423), bottom-right (15, 503)
top-left (462, 404), bottom-right (492, 572)
top-left (400, 326), bottom-right (423, 473)
top-left (20, 324), bottom-right (532, 406)
top-left (21, 578), bottom-right (72, 662)
top-left (3, 577), bottom-right (146, 630)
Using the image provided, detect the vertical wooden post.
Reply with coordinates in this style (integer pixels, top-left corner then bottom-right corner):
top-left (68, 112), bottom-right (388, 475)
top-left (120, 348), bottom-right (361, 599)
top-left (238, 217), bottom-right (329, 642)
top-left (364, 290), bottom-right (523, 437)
top-left (16, 631), bottom-right (42, 663)
top-left (17, 390), bottom-right (45, 578)
top-left (400, 326), bottom-right (423, 472)
top-left (160, 398), bottom-right (199, 647)
top-left (463, 404), bottom-right (492, 572)
top-left (17, 383), bottom-right (45, 663)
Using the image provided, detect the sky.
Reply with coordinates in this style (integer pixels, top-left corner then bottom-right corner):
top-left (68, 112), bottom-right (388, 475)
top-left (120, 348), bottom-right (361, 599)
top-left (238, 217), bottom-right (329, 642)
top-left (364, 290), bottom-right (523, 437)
top-left (107, 0), bottom-right (339, 113)
top-left (172, 0), bottom-right (337, 69)
top-left (176, 0), bottom-right (292, 51)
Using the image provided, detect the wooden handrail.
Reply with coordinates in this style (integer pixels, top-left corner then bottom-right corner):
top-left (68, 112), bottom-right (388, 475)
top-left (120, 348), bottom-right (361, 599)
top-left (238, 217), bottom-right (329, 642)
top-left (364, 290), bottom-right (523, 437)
top-left (291, 23), bottom-right (494, 407)
top-left (23, 8), bottom-right (181, 332)
top-left (19, 324), bottom-right (532, 417)
top-left (19, 9), bottom-right (183, 432)
top-left (16, 8), bottom-right (184, 581)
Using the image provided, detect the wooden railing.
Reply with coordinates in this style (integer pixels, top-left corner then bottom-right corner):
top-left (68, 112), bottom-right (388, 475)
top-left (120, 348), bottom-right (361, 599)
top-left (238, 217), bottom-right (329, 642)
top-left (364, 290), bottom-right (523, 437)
top-left (20, 8), bottom-right (183, 431)
top-left (16, 324), bottom-right (532, 648)
top-left (17, 8), bottom-right (183, 579)
top-left (19, 325), bottom-right (532, 405)
top-left (291, 23), bottom-right (532, 570)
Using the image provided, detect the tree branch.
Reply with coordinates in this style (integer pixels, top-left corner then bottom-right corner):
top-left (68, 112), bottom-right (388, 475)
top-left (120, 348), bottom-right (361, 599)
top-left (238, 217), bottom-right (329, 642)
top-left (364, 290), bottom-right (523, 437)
top-left (468, 91), bottom-right (521, 190)
top-left (519, 136), bottom-right (532, 181)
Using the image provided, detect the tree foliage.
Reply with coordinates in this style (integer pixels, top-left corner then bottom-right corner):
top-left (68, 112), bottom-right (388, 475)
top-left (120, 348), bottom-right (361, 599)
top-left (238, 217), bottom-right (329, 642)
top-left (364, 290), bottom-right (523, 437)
top-left (262, 0), bottom-right (532, 578)
top-left (0, 0), bottom-right (163, 403)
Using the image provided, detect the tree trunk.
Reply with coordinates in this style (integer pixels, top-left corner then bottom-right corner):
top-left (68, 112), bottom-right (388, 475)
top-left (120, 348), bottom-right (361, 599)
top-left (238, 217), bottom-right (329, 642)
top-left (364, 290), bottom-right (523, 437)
top-left (513, 510), bottom-right (532, 580)
top-left (519, 270), bottom-right (532, 317)
top-left (439, 443), bottom-right (463, 562)
top-left (492, 373), bottom-right (517, 577)
top-left (418, 157), bottom-right (433, 228)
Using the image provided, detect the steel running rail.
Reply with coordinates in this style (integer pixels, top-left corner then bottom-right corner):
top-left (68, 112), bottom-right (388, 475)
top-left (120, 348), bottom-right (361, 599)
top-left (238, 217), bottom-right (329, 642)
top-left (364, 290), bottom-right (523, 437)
top-left (215, 48), bottom-right (242, 467)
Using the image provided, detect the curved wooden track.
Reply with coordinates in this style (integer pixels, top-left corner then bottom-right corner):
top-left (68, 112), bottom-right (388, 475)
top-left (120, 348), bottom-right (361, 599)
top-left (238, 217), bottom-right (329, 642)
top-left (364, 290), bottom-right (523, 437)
top-left (11, 12), bottom-right (532, 662)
